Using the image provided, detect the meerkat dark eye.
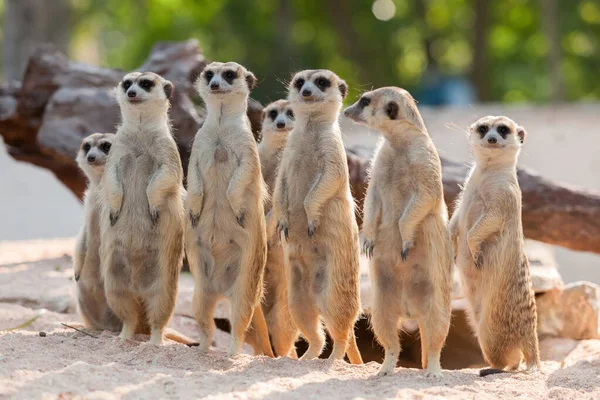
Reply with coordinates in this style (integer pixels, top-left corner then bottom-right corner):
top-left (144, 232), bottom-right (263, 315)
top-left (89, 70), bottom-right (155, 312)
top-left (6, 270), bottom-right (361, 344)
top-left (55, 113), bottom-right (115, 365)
top-left (101, 142), bottom-right (112, 154)
top-left (497, 125), bottom-right (510, 137)
top-left (204, 70), bottom-right (214, 82)
top-left (222, 70), bottom-right (237, 84)
top-left (122, 80), bottom-right (132, 91)
top-left (477, 125), bottom-right (489, 136)
top-left (286, 109), bottom-right (294, 119)
top-left (139, 79), bottom-right (155, 92)
top-left (82, 143), bottom-right (91, 153)
top-left (315, 77), bottom-right (331, 91)
top-left (359, 97), bottom-right (371, 108)
top-left (268, 109), bottom-right (278, 121)
top-left (294, 78), bottom-right (305, 91)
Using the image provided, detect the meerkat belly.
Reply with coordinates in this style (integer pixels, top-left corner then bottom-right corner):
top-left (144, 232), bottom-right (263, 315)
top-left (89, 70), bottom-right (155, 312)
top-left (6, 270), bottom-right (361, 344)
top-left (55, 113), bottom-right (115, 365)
top-left (119, 154), bottom-right (158, 228)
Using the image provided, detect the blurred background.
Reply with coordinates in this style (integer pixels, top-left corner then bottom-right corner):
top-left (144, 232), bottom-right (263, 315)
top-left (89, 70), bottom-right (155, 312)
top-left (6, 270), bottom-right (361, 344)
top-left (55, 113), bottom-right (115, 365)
top-left (0, 0), bottom-right (599, 283)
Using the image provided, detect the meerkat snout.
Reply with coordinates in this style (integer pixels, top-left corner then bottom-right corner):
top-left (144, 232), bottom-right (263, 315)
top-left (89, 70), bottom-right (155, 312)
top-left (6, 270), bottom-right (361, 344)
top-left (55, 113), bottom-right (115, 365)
top-left (262, 100), bottom-right (295, 133)
top-left (117, 71), bottom-right (173, 108)
top-left (288, 70), bottom-right (347, 108)
top-left (76, 133), bottom-right (114, 184)
top-left (469, 116), bottom-right (526, 156)
top-left (196, 62), bottom-right (257, 98)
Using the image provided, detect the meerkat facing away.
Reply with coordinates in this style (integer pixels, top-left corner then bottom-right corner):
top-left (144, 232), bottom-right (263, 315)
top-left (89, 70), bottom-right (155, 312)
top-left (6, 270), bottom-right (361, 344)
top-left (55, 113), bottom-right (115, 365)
top-left (185, 62), bottom-right (274, 357)
top-left (272, 70), bottom-right (363, 364)
top-left (245, 100), bottom-right (299, 358)
top-left (344, 87), bottom-right (453, 377)
top-left (74, 133), bottom-right (122, 331)
top-left (99, 71), bottom-right (185, 346)
top-left (449, 116), bottom-right (540, 377)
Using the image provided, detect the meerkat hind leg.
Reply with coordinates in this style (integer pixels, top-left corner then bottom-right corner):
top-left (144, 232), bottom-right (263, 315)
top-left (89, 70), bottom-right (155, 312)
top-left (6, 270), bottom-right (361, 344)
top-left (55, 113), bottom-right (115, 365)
top-left (228, 293), bottom-right (255, 356)
top-left (107, 292), bottom-right (140, 341)
top-left (193, 288), bottom-right (218, 353)
top-left (418, 312), bottom-right (449, 378)
top-left (251, 304), bottom-right (275, 357)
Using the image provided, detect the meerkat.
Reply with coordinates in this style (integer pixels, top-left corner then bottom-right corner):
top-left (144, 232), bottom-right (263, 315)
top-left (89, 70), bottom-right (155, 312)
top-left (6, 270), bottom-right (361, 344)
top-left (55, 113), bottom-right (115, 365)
top-left (74, 133), bottom-right (122, 331)
top-left (99, 71), bottom-right (185, 346)
top-left (344, 87), bottom-right (453, 377)
top-left (448, 116), bottom-right (540, 377)
top-left (245, 100), bottom-right (299, 358)
top-left (271, 70), bottom-right (363, 364)
top-left (185, 61), bottom-right (274, 357)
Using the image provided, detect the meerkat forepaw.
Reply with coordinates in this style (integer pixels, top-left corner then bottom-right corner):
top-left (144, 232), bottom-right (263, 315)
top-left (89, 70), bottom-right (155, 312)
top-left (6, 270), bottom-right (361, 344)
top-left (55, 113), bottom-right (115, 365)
top-left (150, 207), bottom-right (160, 226)
top-left (276, 220), bottom-right (289, 241)
top-left (189, 212), bottom-right (200, 228)
top-left (474, 252), bottom-right (484, 268)
top-left (74, 273), bottom-right (80, 282)
top-left (109, 209), bottom-right (120, 226)
top-left (363, 238), bottom-right (375, 259)
top-left (236, 210), bottom-right (246, 227)
top-left (307, 220), bottom-right (319, 237)
top-left (401, 241), bottom-right (414, 262)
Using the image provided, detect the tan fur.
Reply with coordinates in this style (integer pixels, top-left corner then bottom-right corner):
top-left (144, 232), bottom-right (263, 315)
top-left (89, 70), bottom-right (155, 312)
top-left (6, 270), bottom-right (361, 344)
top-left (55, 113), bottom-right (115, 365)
top-left (185, 62), bottom-right (273, 357)
top-left (245, 100), bottom-right (299, 358)
top-left (99, 72), bottom-right (185, 346)
top-left (74, 133), bottom-right (122, 331)
top-left (272, 70), bottom-right (362, 364)
top-left (344, 87), bottom-right (453, 377)
top-left (449, 115), bottom-right (540, 374)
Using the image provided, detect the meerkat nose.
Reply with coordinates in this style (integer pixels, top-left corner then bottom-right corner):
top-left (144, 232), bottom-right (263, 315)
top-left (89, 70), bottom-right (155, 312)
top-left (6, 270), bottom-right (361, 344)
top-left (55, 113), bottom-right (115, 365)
top-left (210, 82), bottom-right (220, 91)
top-left (302, 89), bottom-right (312, 97)
top-left (127, 90), bottom-right (137, 98)
top-left (87, 155), bottom-right (96, 162)
top-left (277, 122), bottom-right (285, 129)
top-left (488, 137), bottom-right (497, 144)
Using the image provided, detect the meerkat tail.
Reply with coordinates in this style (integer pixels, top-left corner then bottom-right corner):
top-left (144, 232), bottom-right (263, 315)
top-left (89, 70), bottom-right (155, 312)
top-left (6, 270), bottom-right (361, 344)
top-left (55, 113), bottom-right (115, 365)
top-left (251, 304), bottom-right (275, 358)
top-left (346, 332), bottom-right (363, 364)
top-left (479, 368), bottom-right (508, 377)
top-left (164, 328), bottom-right (200, 347)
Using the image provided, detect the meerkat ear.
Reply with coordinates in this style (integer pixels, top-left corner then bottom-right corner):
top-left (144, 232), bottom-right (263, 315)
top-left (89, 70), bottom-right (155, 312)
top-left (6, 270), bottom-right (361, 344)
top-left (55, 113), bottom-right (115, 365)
top-left (245, 72), bottom-right (257, 91)
top-left (517, 126), bottom-right (527, 143)
top-left (163, 81), bottom-right (173, 99)
top-left (386, 101), bottom-right (399, 120)
top-left (338, 80), bottom-right (348, 99)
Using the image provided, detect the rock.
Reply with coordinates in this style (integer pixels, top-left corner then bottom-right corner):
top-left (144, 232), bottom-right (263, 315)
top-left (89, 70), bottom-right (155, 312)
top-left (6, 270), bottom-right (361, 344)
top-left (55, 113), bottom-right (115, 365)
top-left (540, 337), bottom-right (579, 361)
top-left (537, 281), bottom-right (600, 340)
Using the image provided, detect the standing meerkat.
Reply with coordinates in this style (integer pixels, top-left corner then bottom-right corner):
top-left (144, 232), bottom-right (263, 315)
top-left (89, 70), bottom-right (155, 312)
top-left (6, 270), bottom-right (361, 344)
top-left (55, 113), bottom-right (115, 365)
top-left (344, 87), bottom-right (453, 377)
top-left (100, 71), bottom-right (185, 346)
top-left (74, 133), bottom-right (121, 331)
top-left (449, 116), bottom-right (540, 377)
top-left (246, 100), bottom-right (299, 358)
top-left (185, 61), bottom-right (274, 357)
top-left (272, 70), bottom-right (363, 364)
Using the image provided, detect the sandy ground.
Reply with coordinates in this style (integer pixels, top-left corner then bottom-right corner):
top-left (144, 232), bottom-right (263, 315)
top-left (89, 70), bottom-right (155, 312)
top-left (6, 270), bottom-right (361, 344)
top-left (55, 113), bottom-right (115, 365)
top-left (1, 239), bottom-right (600, 399)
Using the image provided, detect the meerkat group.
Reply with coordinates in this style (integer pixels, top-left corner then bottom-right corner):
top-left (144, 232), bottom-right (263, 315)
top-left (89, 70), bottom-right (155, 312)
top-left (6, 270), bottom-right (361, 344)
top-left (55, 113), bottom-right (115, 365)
top-left (72, 61), bottom-right (539, 378)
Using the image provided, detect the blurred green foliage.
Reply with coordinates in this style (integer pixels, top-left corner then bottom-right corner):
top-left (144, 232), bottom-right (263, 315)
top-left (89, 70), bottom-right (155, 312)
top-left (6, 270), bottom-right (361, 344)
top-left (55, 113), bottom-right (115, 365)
top-left (68, 0), bottom-right (600, 104)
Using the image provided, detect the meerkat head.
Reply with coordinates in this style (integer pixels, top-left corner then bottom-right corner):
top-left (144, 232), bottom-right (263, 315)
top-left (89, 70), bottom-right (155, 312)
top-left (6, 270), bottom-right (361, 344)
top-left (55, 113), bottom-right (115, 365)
top-left (195, 61), bottom-right (257, 106)
top-left (469, 116), bottom-right (526, 163)
top-left (116, 72), bottom-right (173, 120)
top-left (76, 133), bottom-right (115, 185)
top-left (261, 99), bottom-right (294, 141)
top-left (288, 69), bottom-right (347, 118)
top-left (344, 87), bottom-right (425, 134)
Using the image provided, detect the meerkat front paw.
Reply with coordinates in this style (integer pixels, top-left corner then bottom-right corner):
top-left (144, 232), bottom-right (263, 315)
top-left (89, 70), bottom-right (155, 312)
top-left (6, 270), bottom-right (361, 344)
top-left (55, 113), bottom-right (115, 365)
top-left (307, 219), bottom-right (319, 237)
top-left (276, 219), bottom-right (289, 241)
top-left (150, 207), bottom-right (160, 226)
top-left (236, 210), bottom-right (246, 227)
top-left (474, 252), bottom-right (484, 268)
top-left (109, 209), bottom-right (120, 226)
top-left (189, 211), bottom-right (200, 228)
top-left (362, 237), bottom-right (375, 259)
top-left (74, 273), bottom-right (80, 282)
top-left (401, 240), bottom-right (414, 262)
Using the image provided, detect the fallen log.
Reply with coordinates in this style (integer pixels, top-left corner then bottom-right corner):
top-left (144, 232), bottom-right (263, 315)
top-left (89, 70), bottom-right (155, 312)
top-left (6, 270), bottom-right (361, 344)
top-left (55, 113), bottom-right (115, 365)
top-left (1, 42), bottom-right (599, 254)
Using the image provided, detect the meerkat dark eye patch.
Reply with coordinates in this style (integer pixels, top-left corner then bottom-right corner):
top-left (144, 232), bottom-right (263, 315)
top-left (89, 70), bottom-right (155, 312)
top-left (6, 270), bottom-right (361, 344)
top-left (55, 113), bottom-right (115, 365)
top-left (204, 70), bottom-right (214, 83)
top-left (286, 109), bottom-right (294, 119)
top-left (496, 125), bottom-right (510, 138)
top-left (386, 101), bottom-right (399, 120)
top-left (122, 80), bottom-right (132, 92)
top-left (222, 70), bottom-right (238, 84)
top-left (268, 109), bottom-right (278, 121)
top-left (139, 79), bottom-right (155, 92)
top-left (477, 125), bottom-right (489, 137)
top-left (100, 142), bottom-right (112, 154)
top-left (294, 78), bottom-right (305, 91)
top-left (359, 97), bottom-right (371, 108)
top-left (82, 143), bottom-right (91, 153)
top-left (314, 77), bottom-right (331, 91)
